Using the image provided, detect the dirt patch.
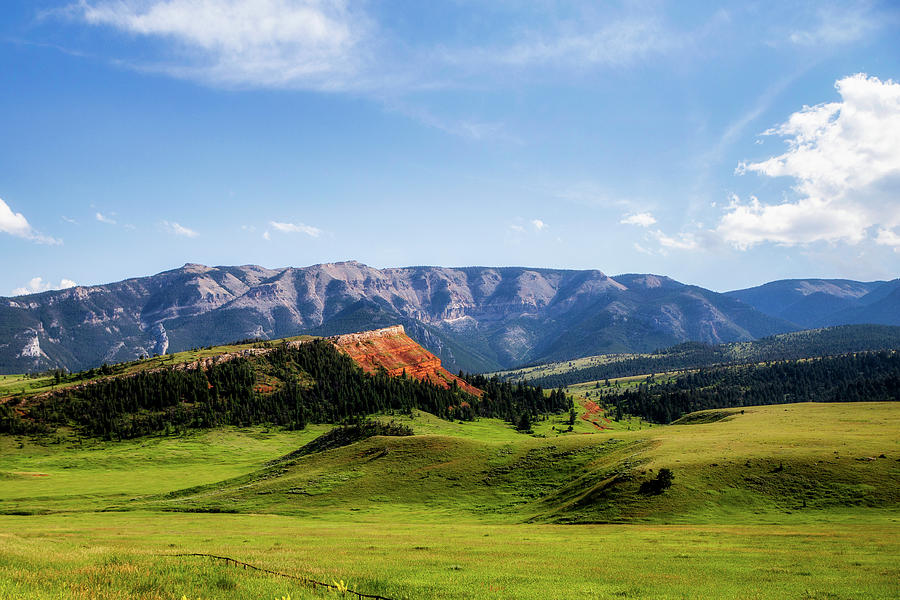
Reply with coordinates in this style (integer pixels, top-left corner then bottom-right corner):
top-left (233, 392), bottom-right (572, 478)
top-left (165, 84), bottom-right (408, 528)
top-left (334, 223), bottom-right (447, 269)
top-left (331, 326), bottom-right (482, 397)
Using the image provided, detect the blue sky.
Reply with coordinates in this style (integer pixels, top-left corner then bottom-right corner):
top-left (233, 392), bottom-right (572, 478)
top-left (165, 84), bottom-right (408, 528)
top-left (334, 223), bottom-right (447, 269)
top-left (2, 1), bottom-right (899, 295)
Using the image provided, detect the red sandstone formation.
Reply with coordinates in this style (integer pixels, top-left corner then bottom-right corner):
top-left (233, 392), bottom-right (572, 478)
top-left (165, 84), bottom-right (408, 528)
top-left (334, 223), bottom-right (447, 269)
top-left (329, 325), bottom-right (482, 397)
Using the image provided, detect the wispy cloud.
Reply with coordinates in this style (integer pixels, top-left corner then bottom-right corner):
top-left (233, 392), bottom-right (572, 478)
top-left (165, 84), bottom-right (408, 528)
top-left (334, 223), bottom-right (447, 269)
top-left (385, 101), bottom-right (515, 142)
top-left (65, 0), bottom-right (370, 90)
top-left (789, 3), bottom-right (882, 46)
top-left (652, 229), bottom-right (699, 251)
top-left (270, 220), bottom-right (322, 237)
top-left (451, 15), bottom-right (680, 71)
top-left (620, 212), bottom-right (657, 227)
top-left (95, 211), bottom-right (116, 225)
top-left (0, 197), bottom-right (60, 245)
top-left (60, 1), bottom-right (693, 94)
top-left (12, 277), bottom-right (77, 296)
top-left (162, 221), bottom-right (198, 238)
top-left (531, 219), bottom-right (546, 231)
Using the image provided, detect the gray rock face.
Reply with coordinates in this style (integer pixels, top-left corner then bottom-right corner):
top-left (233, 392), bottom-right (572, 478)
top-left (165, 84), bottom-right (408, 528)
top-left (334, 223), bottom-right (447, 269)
top-left (0, 261), bottom-right (800, 374)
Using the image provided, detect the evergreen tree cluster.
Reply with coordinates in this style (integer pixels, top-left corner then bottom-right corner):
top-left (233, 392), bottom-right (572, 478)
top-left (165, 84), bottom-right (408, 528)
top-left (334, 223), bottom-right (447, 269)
top-left (461, 373), bottom-right (572, 425)
top-left (1, 340), bottom-right (566, 439)
top-left (616, 351), bottom-right (900, 424)
top-left (527, 325), bottom-right (900, 389)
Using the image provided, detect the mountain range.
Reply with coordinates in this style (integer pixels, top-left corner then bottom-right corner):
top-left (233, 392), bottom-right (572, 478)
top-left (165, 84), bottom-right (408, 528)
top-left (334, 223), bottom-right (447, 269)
top-left (1, 261), bottom-right (897, 374)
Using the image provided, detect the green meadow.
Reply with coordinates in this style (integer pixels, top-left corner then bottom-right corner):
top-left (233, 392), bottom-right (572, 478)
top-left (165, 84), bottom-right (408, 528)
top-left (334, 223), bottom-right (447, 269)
top-left (1, 403), bottom-right (899, 599)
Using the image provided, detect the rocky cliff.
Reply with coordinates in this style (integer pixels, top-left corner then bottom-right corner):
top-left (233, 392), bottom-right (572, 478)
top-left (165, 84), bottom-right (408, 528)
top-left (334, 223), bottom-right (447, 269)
top-left (0, 261), bottom-right (808, 374)
top-left (331, 325), bottom-right (482, 396)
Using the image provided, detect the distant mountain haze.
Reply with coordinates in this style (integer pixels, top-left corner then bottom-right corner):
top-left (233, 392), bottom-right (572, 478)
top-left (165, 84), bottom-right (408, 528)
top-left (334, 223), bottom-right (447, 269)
top-left (1, 262), bottom-right (897, 374)
top-left (725, 278), bottom-right (900, 329)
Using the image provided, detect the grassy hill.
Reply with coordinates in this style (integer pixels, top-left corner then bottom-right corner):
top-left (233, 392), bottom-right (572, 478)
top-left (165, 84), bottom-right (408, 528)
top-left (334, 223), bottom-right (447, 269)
top-left (139, 403), bottom-right (900, 524)
top-left (2, 330), bottom-right (899, 599)
top-left (1, 402), bottom-right (898, 598)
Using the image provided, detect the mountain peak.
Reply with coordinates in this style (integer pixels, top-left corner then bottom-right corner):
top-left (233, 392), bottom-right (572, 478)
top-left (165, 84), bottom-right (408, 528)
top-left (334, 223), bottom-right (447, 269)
top-left (181, 263), bottom-right (210, 273)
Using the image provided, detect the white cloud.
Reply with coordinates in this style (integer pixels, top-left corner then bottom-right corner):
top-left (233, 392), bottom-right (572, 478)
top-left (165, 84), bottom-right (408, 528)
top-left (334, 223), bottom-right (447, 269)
top-left (531, 219), bottom-right (546, 231)
top-left (69, 0), bottom-right (369, 89)
top-left (620, 212), bottom-right (656, 227)
top-left (63, 1), bottom-right (696, 96)
top-left (652, 229), bottom-right (699, 251)
top-left (875, 228), bottom-right (900, 252)
top-left (0, 198), bottom-right (34, 238)
top-left (508, 224), bottom-right (525, 234)
top-left (789, 4), bottom-right (880, 46)
top-left (162, 221), bottom-right (199, 238)
top-left (270, 220), bottom-right (321, 237)
top-left (95, 211), bottom-right (116, 224)
top-left (722, 73), bottom-right (900, 249)
top-left (456, 16), bottom-right (679, 70)
top-left (12, 277), bottom-right (77, 296)
top-left (717, 195), bottom-right (867, 249)
top-left (262, 230), bottom-right (271, 241)
top-left (0, 197), bottom-right (60, 245)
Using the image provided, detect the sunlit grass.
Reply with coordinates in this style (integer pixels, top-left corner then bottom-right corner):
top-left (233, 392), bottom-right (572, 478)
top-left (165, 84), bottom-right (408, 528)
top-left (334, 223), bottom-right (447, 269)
top-left (1, 402), bottom-right (898, 598)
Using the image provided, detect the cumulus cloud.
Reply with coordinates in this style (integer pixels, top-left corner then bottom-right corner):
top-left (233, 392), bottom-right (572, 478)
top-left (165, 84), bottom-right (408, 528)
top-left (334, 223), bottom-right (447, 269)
top-left (620, 212), bottom-right (656, 227)
top-left (12, 277), bottom-right (77, 296)
top-left (162, 221), bottom-right (199, 238)
top-left (68, 0), bottom-right (369, 89)
top-left (0, 197), bottom-right (60, 244)
top-left (875, 228), bottom-right (900, 252)
top-left (95, 211), bottom-right (116, 224)
top-left (531, 219), bottom-right (546, 231)
top-left (270, 220), bottom-right (322, 237)
top-left (721, 73), bottom-right (900, 249)
top-left (0, 198), bottom-right (34, 238)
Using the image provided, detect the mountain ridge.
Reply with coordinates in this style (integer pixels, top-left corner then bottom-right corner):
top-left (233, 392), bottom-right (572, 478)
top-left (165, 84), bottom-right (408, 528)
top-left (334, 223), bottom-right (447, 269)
top-left (2, 261), bottom-right (896, 375)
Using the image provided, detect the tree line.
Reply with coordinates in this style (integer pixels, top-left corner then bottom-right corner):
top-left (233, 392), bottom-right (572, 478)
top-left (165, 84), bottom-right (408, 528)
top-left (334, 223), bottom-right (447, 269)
top-left (613, 351), bottom-right (900, 424)
top-left (1, 340), bottom-right (569, 439)
top-left (525, 325), bottom-right (900, 389)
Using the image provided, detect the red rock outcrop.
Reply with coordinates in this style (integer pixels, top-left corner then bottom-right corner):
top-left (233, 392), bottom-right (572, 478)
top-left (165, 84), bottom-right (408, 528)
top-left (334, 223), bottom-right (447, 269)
top-left (330, 325), bottom-right (482, 397)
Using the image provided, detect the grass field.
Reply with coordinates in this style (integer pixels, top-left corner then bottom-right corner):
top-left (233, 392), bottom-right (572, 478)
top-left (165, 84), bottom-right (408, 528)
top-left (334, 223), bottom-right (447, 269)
top-left (1, 403), bottom-right (898, 599)
top-left (3, 512), bottom-right (898, 600)
top-left (488, 351), bottom-right (651, 381)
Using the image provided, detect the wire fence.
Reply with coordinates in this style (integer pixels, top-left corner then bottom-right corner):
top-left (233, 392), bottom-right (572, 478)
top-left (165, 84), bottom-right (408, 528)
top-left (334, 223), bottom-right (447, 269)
top-left (167, 553), bottom-right (396, 600)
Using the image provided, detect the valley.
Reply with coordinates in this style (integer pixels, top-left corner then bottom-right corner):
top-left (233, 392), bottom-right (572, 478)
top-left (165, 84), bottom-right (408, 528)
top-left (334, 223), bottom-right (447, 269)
top-left (1, 402), bottom-right (898, 599)
top-left (1, 327), bottom-right (898, 598)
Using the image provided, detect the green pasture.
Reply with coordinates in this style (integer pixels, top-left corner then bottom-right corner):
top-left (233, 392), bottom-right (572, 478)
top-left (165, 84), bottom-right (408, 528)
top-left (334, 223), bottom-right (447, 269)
top-left (2, 512), bottom-right (898, 600)
top-left (488, 351), bottom-right (650, 381)
top-left (0, 402), bottom-right (898, 598)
